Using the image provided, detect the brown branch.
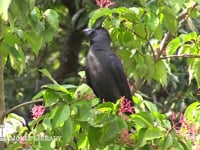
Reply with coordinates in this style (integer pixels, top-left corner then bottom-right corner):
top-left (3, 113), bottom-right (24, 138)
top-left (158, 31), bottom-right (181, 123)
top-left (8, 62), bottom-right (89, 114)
top-left (160, 54), bottom-right (200, 59)
top-left (157, 2), bottom-right (198, 61)
top-left (4, 99), bottom-right (44, 117)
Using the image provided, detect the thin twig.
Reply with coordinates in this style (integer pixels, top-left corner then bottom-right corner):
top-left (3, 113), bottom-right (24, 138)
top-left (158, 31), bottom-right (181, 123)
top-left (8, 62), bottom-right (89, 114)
top-left (160, 54), bottom-right (200, 59)
top-left (126, 27), bottom-right (156, 59)
top-left (4, 99), bottom-right (44, 117)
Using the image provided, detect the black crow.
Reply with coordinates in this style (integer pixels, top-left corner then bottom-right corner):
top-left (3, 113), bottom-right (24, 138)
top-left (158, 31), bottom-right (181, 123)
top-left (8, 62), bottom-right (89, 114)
top-left (83, 27), bottom-right (133, 105)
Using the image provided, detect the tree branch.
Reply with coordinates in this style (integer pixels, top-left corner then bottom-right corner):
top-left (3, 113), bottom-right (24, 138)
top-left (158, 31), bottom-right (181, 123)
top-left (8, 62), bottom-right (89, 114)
top-left (157, 2), bottom-right (198, 61)
top-left (4, 99), bottom-right (44, 117)
top-left (160, 54), bottom-right (200, 59)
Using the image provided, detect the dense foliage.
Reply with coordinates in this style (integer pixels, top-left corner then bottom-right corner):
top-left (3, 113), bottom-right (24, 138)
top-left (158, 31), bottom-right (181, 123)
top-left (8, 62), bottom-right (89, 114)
top-left (1, 0), bottom-right (200, 149)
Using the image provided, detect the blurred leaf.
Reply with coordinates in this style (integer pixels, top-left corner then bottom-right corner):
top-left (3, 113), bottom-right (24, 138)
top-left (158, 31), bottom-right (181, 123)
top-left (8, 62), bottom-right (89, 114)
top-left (42, 84), bottom-right (70, 94)
top-left (131, 112), bottom-right (154, 128)
top-left (32, 90), bottom-right (46, 100)
top-left (162, 7), bottom-right (178, 33)
top-left (97, 102), bottom-right (115, 113)
top-left (144, 100), bottom-right (158, 112)
top-left (153, 60), bottom-right (167, 86)
top-left (43, 90), bottom-right (59, 106)
top-left (42, 117), bottom-right (52, 130)
top-left (161, 134), bottom-right (173, 149)
top-left (24, 30), bottom-right (43, 55)
top-left (184, 102), bottom-right (200, 119)
top-left (0, 0), bottom-right (11, 20)
top-left (44, 9), bottom-right (59, 31)
top-left (154, 25), bottom-right (163, 40)
top-left (8, 45), bottom-right (26, 75)
top-left (188, 58), bottom-right (200, 87)
top-left (89, 8), bottom-right (111, 27)
top-left (74, 83), bottom-right (94, 100)
top-left (100, 117), bottom-right (127, 143)
top-left (75, 102), bottom-right (93, 121)
top-left (144, 12), bottom-right (159, 31)
top-left (78, 71), bottom-right (86, 79)
top-left (30, 7), bottom-right (45, 34)
top-left (144, 127), bottom-right (163, 141)
top-left (8, 0), bottom-right (31, 27)
top-left (88, 126), bottom-right (101, 149)
top-left (39, 68), bottom-right (57, 84)
top-left (62, 117), bottom-right (73, 146)
top-left (167, 37), bottom-right (181, 55)
top-left (52, 105), bottom-right (70, 128)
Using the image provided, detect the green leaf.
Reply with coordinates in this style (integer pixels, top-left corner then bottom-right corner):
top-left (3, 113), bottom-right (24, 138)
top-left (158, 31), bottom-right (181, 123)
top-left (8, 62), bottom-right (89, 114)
top-left (136, 128), bottom-right (147, 148)
top-left (42, 84), bottom-right (70, 94)
top-left (132, 23), bottom-right (147, 40)
top-left (39, 68), bottom-right (57, 84)
top-left (161, 135), bottom-right (173, 149)
top-left (52, 105), bottom-right (70, 128)
top-left (8, 45), bottom-right (26, 75)
top-left (131, 112), bottom-right (154, 128)
top-left (97, 102), bottom-right (115, 113)
top-left (143, 100), bottom-right (158, 112)
top-left (100, 117), bottom-right (127, 143)
top-left (75, 102), bottom-right (93, 121)
top-left (179, 32), bottom-right (197, 43)
top-left (154, 25), bottom-right (163, 40)
top-left (89, 8), bottom-right (111, 27)
top-left (32, 90), bottom-right (46, 100)
top-left (144, 54), bottom-right (155, 79)
top-left (144, 127), bottom-right (163, 141)
top-left (167, 37), bottom-right (181, 55)
top-left (123, 30), bottom-right (135, 47)
top-left (162, 7), bottom-right (178, 33)
top-left (44, 9), bottom-right (59, 31)
top-left (40, 23), bottom-right (55, 42)
top-left (8, 0), bottom-right (31, 27)
top-left (144, 12), bottom-right (159, 31)
top-left (88, 126), bottom-right (101, 149)
top-left (24, 30), bottom-right (43, 55)
top-left (42, 117), bottom-right (52, 131)
top-left (74, 83), bottom-right (94, 100)
top-left (0, 0), bottom-right (11, 20)
top-left (62, 118), bottom-right (73, 146)
top-left (43, 90), bottom-right (59, 106)
top-left (184, 102), bottom-right (200, 119)
top-left (2, 32), bottom-right (22, 47)
top-left (30, 7), bottom-right (45, 34)
top-left (188, 59), bottom-right (200, 87)
top-left (153, 60), bottom-right (167, 86)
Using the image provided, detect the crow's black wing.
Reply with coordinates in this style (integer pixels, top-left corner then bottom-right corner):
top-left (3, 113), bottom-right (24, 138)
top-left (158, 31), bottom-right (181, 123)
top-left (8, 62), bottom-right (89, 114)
top-left (85, 65), bottom-right (99, 97)
top-left (109, 53), bottom-right (132, 101)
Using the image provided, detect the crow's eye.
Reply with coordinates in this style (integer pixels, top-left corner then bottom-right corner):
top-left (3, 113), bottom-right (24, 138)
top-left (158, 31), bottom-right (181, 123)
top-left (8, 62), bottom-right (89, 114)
top-left (90, 31), bottom-right (97, 37)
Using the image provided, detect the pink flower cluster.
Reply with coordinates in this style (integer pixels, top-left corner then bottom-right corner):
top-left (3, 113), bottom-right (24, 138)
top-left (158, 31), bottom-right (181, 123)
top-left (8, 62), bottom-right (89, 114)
top-left (171, 112), bottom-right (200, 149)
top-left (31, 105), bottom-right (45, 120)
top-left (119, 129), bottom-right (134, 147)
top-left (20, 136), bottom-right (26, 144)
top-left (119, 97), bottom-right (134, 114)
top-left (96, 0), bottom-right (115, 8)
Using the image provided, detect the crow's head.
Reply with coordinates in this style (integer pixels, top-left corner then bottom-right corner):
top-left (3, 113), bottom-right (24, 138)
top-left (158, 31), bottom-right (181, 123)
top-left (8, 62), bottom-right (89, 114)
top-left (83, 27), bottom-right (111, 45)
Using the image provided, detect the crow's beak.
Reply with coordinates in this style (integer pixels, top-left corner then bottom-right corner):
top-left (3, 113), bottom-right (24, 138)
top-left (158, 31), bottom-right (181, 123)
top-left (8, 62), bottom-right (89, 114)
top-left (82, 28), bottom-right (95, 36)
